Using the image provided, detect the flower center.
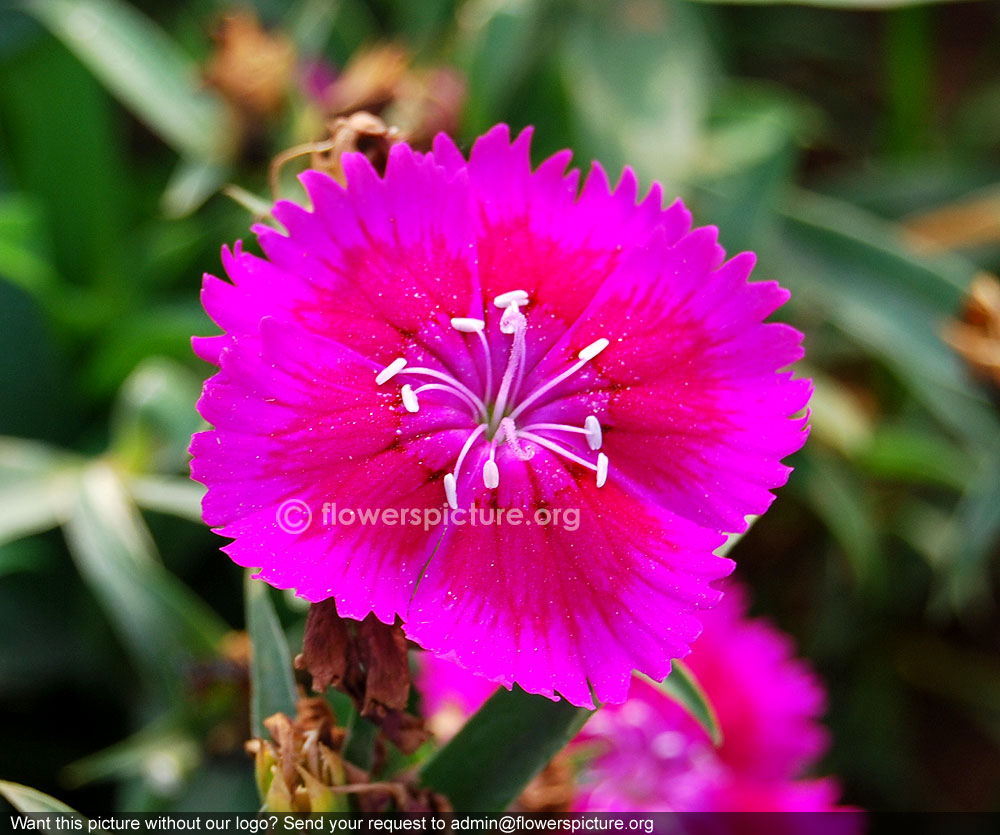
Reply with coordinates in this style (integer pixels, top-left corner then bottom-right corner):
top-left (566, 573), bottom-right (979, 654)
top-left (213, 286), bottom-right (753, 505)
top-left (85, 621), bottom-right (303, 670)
top-left (376, 290), bottom-right (609, 508)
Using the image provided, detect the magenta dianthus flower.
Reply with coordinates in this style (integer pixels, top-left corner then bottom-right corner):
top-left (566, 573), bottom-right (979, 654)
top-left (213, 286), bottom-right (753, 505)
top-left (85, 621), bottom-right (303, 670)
top-left (571, 586), bottom-right (837, 811)
top-left (190, 125), bottom-right (810, 708)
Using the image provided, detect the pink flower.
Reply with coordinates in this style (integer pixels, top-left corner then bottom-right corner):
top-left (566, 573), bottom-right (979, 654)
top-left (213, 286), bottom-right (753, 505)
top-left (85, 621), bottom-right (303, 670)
top-left (190, 125), bottom-right (810, 708)
top-left (571, 587), bottom-right (839, 812)
top-left (416, 585), bottom-right (851, 814)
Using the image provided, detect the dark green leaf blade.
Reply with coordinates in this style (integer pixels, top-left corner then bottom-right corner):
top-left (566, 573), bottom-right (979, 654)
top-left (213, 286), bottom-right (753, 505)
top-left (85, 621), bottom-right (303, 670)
top-left (25, 0), bottom-right (231, 161)
top-left (245, 571), bottom-right (298, 737)
top-left (420, 685), bottom-right (592, 813)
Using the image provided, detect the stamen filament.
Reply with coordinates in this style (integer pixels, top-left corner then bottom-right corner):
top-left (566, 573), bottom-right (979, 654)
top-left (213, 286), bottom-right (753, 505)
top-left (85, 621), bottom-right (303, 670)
top-left (519, 422), bottom-right (590, 436)
top-left (400, 367), bottom-right (487, 417)
top-left (414, 383), bottom-right (482, 413)
top-left (491, 306), bottom-right (527, 429)
top-left (508, 337), bottom-right (609, 421)
top-left (443, 423), bottom-right (488, 509)
top-left (476, 328), bottom-right (494, 401)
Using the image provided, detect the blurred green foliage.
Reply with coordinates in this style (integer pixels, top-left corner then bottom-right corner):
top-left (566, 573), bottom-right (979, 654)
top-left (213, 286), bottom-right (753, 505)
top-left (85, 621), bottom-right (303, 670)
top-left (1, 0), bottom-right (999, 815)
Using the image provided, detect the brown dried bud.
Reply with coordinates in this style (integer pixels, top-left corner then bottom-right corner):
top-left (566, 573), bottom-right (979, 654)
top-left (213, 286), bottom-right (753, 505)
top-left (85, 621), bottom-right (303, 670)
top-left (311, 43), bottom-right (465, 151)
top-left (204, 8), bottom-right (296, 124)
top-left (942, 273), bottom-right (1000, 397)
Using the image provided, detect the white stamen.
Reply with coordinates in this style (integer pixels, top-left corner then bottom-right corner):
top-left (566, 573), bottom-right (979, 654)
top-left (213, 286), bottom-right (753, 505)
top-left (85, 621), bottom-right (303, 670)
top-left (451, 317), bottom-right (486, 333)
top-left (493, 290), bottom-right (529, 308)
top-left (477, 329), bottom-right (494, 401)
top-left (413, 383), bottom-right (480, 413)
top-left (401, 384), bottom-right (419, 413)
top-left (509, 335), bottom-right (610, 421)
top-left (584, 415), bottom-right (603, 450)
top-left (483, 460), bottom-right (499, 489)
top-left (443, 473), bottom-right (458, 510)
top-left (444, 424), bottom-right (488, 508)
top-left (398, 366), bottom-right (487, 417)
top-left (492, 307), bottom-right (528, 424)
top-left (519, 431), bottom-right (598, 472)
top-left (596, 453), bottom-right (609, 487)
top-left (578, 338), bottom-right (610, 362)
top-left (519, 422), bottom-right (589, 437)
top-left (376, 357), bottom-right (407, 385)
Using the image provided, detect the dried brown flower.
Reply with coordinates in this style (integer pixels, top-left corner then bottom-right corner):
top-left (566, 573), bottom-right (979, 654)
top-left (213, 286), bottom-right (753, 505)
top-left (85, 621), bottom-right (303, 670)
top-left (295, 603), bottom-right (429, 755)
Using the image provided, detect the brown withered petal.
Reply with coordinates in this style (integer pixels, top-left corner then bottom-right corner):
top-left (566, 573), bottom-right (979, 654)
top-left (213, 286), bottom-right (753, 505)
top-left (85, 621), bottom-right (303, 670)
top-left (296, 598), bottom-right (353, 693)
top-left (357, 614), bottom-right (411, 716)
top-left (262, 712), bottom-right (300, 793)
top-left (311, 113), bottom-right (401, 186)
top-left (513, 754), bottom-right (576, 813)
top-left (295, 604), bottom-right (428, 755)
top-left (376, 708), bottom-right (431, 756)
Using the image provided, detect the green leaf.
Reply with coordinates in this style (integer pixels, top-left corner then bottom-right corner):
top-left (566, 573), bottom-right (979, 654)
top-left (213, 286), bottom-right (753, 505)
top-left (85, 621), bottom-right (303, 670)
top-left (63, 461), bottom-right (227, 695)
top-left (778, 188), bottom-right (999, 445)
top-left (110, 357), bottom-right (205, 474)
top-left (0, 437), bottom-right (78, 547)
top-left (560, 0), bottom-right (716, 190)
top-left (638, 661), bottom-right (723, 746)
top-left (245, 571), bottom-right (298, 737)
top-left (284, 0), bottom-right (342, 58)
top-left (160, 158), bottom-right (229, 219)
top-left (0, 780), bottom-right (85, 816)
top-left (25, 0), bottom-right (231, 162)
top-left (127, 475), bottom-right (206, 523)
top-left (64, 718), bottom-right (200, 791)
top-left (937, 444), bottom-right (1000, 610)
top-left (856, 427), bottom-right (974, 490)
top-left (795, 452), bottom-right (884, 588)
top-left (421, 685), bottom-right (592, 813)
top-left (455, 0), bottom-right (544, 136)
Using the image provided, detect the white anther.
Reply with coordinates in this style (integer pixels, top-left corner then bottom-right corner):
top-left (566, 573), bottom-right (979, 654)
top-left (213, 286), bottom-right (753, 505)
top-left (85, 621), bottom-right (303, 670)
top-left (443, 473), bottom-right (458, 510)
top-left (596, 453), bottom-right (609, 488)
top-left (584, 415), bottom-right (603, 450)
top-left (401, 384), bottom-right (419, 413)
top-left (493, 290), bottom-right (529, 308)
top-left (451, 317), bottom-right (486, 333)
top-left (578, 338), bottom-right (610, 362)
top-left (483, 460), bottom-right (499, 489)
top-left (376, 357), bottom-right (407, 385)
